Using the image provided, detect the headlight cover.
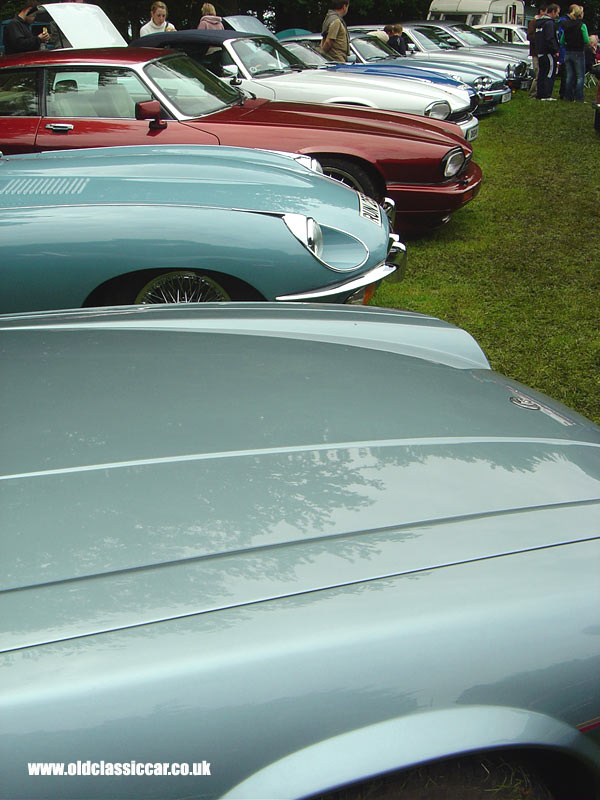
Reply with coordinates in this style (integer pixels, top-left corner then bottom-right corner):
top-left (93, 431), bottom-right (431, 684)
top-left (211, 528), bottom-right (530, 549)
top-left (425, 101), bottom-right (451, 120)
top-left (442, 147), bottom-right (466, 178)
top-left (281, 213), bottom-right (370, 271)
top-left (283, 214), bottom-right (324, 260)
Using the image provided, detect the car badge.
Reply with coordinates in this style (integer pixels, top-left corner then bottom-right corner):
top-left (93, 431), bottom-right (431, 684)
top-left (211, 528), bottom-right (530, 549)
top-left (509, 395), bottom-right (541, 411)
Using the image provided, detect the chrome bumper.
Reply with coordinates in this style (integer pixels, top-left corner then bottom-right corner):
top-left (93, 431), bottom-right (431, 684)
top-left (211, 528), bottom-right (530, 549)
top-left (478, 87), bottom-right (512, 106)
top-left (382, 196), bottom-right (396, 229)
top-left (385, 234), bottom-right (407, 283)
top-left (275, 238), bottom-right (406, 303)
top-left (458, 115), bottom-right (479, 141)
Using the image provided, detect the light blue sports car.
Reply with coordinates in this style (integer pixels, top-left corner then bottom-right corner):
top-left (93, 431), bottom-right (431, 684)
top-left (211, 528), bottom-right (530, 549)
top-left (0, 145), bottom-right (404, 312)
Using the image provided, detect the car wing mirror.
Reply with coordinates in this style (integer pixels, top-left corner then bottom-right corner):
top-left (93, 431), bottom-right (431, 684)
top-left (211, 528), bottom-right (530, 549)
top-left (222, 63), bottom-right (243, 85)
top-left (346, 52), bottom-right (357, 63)
top-left (135, 100), bottom-right (167, 130)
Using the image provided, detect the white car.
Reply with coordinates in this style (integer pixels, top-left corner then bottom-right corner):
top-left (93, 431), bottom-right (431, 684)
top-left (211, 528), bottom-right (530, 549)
top-left (474, 23), bottom-right (530, 46)
top-left (41, 4), bottom-right (479, 142)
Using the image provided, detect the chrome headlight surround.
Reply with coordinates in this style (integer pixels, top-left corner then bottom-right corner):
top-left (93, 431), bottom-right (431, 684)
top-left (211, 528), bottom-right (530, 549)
top-left (281, 213), bottom-right (371, 272)
top-left (473, 75), bottom-right (492, 90)
top-left (283, 214), bottom-right (324, 260)
top-left (425, 100), bottom-right (451, 120)
top-left (515, 61), bottom-right (528, 77)
top-left (506, 64), bottom-right (516, 78)
top-left (441, 147), bottom-right (466, 179)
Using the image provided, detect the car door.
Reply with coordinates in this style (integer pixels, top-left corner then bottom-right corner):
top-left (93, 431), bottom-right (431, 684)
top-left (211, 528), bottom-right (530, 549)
top-left (35, 66), bottom-right (219, 151)
top-left (0, 68), bottom-right (43, 154)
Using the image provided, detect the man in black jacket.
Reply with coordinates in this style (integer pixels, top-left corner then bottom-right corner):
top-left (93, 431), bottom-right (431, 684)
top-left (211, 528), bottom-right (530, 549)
top-left (535, 2), bottom-right (561, 99)
top-left (3, 3), bottom-right (50, 55)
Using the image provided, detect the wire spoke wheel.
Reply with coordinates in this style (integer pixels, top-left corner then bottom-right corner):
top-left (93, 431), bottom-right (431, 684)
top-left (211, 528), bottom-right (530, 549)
top-left (322, 165), bottom-right (364, 191)
top-left (134, 271), bottom-right (231, 304)
top-left (317, 157), bottom-right (378, 198)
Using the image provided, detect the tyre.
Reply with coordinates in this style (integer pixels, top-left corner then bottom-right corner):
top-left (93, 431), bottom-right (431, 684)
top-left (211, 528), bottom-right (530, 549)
top-left (316, 157), bottom-right (379, 199)
top-left (133, 271), bottom-right (231, 304)
top-left (313, 754), bottom-right (558, 800)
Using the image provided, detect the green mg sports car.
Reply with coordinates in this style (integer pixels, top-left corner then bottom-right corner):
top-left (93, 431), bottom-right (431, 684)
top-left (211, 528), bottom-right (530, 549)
top-left (1, 303), bottom-right (599, 799)
top-left (0, 145), bottom-right (404, 312)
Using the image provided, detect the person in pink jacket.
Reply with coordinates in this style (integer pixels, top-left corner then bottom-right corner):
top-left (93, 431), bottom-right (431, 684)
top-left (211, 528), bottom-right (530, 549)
top-left (197, 3), bottom-right (224, 29)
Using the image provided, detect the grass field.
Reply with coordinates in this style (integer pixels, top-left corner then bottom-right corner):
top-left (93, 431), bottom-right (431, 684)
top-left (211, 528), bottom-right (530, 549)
top-left (374, 85), bottom-right (600, 424)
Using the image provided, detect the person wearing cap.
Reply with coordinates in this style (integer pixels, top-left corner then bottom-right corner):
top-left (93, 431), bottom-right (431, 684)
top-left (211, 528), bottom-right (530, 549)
top-left (3, 3), bottom-right (50, 54)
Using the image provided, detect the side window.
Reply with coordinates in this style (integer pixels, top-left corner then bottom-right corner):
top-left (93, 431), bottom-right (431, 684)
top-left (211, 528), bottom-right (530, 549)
top-left (45, 67), bottom-right (152, 118)
top-left (0, 70), bottom-right (39, 116)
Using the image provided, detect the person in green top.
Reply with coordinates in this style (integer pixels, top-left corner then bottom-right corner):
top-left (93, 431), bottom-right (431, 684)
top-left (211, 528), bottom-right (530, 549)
top-left (560, 4), bottom-right (590, 101)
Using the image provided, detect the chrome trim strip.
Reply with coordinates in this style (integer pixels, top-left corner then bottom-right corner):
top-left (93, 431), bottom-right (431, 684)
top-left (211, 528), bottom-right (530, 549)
top-left (275, 263), bottom-right (396, 301)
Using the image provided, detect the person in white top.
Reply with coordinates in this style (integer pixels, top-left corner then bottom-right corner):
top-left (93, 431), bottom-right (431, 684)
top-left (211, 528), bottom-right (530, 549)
top-left (139, 1), bottom-right (176, 36)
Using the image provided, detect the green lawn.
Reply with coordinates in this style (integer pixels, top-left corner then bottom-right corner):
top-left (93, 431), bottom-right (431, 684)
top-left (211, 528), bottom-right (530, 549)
top-left (374, 86), bottom-right (600, 425)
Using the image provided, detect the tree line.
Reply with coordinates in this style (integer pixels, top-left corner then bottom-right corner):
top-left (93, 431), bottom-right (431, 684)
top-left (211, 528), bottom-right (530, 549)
top-left (1, 0), bottom-right (598, 49)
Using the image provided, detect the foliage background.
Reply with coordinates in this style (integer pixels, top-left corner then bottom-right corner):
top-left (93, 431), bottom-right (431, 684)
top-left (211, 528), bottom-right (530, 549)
top-left (2, 0), bottom-right (599, 39)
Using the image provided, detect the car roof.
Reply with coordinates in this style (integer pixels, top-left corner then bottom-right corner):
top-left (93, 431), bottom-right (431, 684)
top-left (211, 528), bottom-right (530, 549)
top-left (129, 29), bottom-right (257, 48)
top-left (0, 47), bottom-right (171, 69)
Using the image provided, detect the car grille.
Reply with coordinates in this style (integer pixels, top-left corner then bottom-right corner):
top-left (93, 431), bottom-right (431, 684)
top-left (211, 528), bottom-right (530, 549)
top-left (358, 193), bottom-right (382, 226)
top-left (446, 110), bottom-right (470, 124)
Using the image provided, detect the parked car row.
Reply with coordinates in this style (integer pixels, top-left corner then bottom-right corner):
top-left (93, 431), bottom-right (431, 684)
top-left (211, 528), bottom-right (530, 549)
top-left (339, 21), bottom-right (533, 90)
top-left (278, 32), bottom-right (512, 114)
top-left (2, 7), bottom-right (598, 800)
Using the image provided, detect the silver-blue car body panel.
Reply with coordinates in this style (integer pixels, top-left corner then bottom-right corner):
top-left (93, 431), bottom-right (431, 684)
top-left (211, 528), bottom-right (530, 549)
top-left (0, 145), bottom-right (396, 312)
top-left (1, 304), bottom-right (599, 799)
